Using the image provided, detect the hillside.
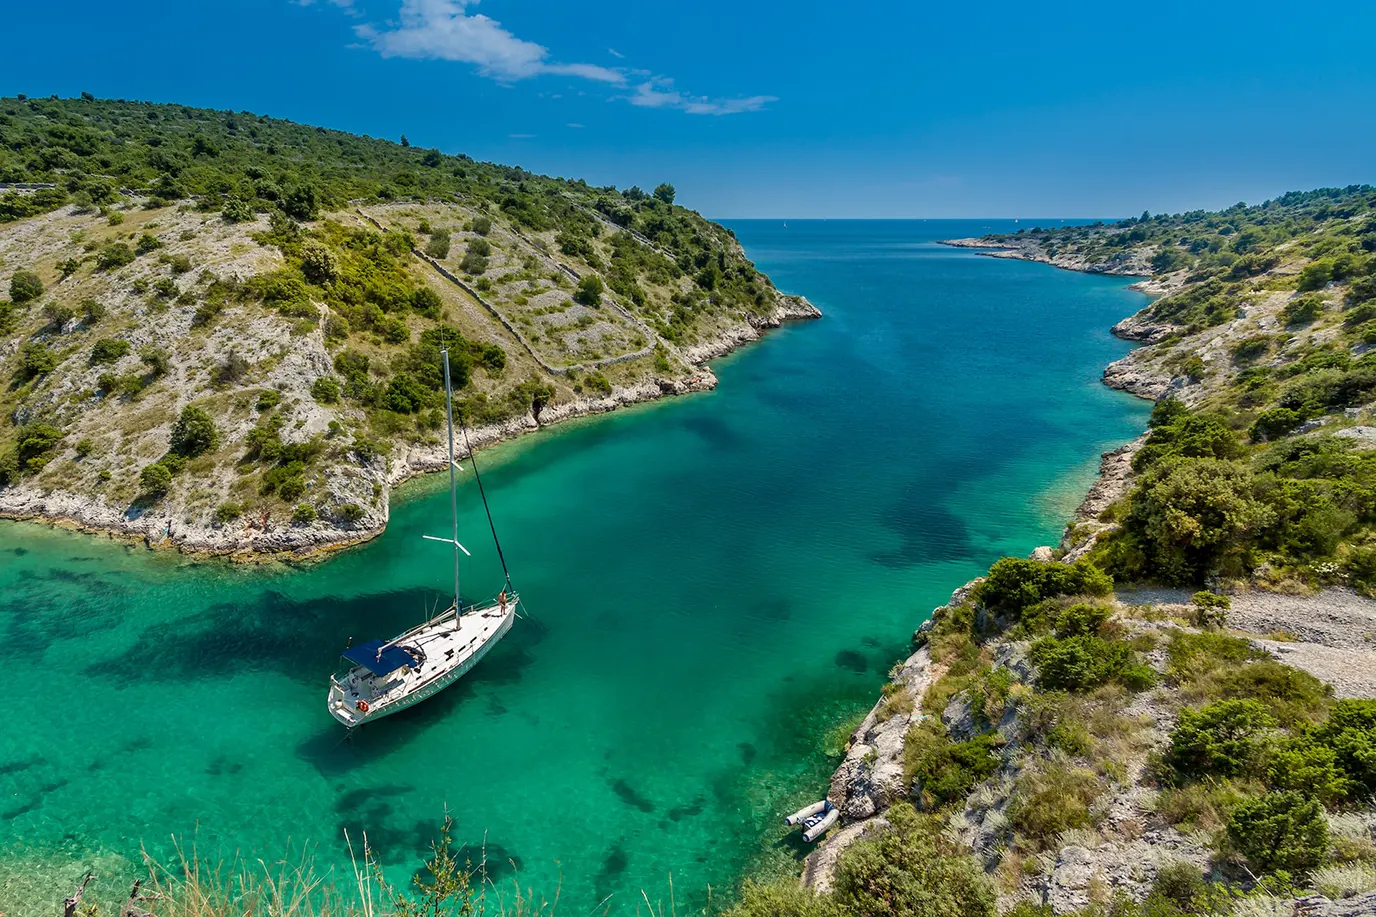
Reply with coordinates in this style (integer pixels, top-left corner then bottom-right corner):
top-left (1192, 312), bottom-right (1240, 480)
top-left (0, 96), bottom-right (817, 555)
top-left (720, 189), bottom-right (1376, 917)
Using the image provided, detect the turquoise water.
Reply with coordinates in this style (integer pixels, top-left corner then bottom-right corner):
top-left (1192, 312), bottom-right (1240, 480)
top-left (0, 221), bottom-right (1148, 912)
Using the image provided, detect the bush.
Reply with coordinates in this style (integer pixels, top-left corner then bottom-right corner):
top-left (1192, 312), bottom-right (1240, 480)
top-left (170, 405), bottom-right (219, 457)
top-left (903, 724), bottom-right (1001, 810)
top-left (291, 503), bottom-right (317, 525)
top-left (311, 376), bottom-right (341, 404)
top-left (80, 298), bottom-right (106, 325)
top-left (338, 503), bottom-right (366, 525)
top-left (278, 476), bottom-right (306, 501)
top-left (13, 423), bottom-right (64, 475)
top-left (139, 461), bottom-right (173, 495)
top-left (18, 341), bottom-right (58, 380)
top-left (300, 239), bottom-right (338, 283)
top-left (256, 389), bottom-right (282, 411)
top-left (222, 197), bottom-right (255, 223)
top-left (1164, 699), bottom-right (1275, 782)
top-left (1224, 791), bottom-right (1329, 873)
top-left (1008, 763), bottom-right (1101, 848)
top-left (214, 502), bottom-right (243, 524)
top-left (459, 251), bottom-right (488, 274)
top-left (9, 268), bottom-right (44, 304)
top-left (831, 804), bottom-right (996, 917)
top-left (471, 215), bottom-right (491, 236)
top-left (1309, 699), bottom-right (1376, 795)
top-left (44, 301), bottom-right (76, 328)
top-left (425, 230), bottom-right (451, 259)
top-left (727, 880), bottom-right (838, 917)
top-left (89, 338), bottom-right (131, 364)
top-left (1232, 335), bottom-right (1270, 365)
top-left (1189, 591), bottom-right (1230, 628)
top-left (1117, 458), bottom-right (1273, 584)
top-left (96, 242), bottom-right (135, 270)
top-left (468, 238), bottom-right (491, 257)
top-left (1282, 294), bottom-right (1324, 327)
top-left (411, 286), bottom-right (442, 318)
top-left (1030, 633), bottom-right (1155, 692)
top-left (976, 558), bottom-right (1113, 618)
top-left (1251, 408), bottom-right (1305, 443)
top-left (584, 370), bottom-right (612, 396)
top-left (135, 233), bottom-right (162, 255)
top-left (574, 274), bottom-right (605, 306)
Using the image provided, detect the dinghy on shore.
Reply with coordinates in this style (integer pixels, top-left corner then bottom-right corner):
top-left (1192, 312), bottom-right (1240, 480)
top-left (785, 799), bottom-right (839, 842)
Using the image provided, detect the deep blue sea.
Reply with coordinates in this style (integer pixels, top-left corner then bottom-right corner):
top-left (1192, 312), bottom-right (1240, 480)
top-left (0, 220), bottom-right (1149, 913)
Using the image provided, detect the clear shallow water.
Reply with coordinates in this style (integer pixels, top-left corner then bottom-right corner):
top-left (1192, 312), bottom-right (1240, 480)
top-left (0, 221), bottom-right (1148, 912)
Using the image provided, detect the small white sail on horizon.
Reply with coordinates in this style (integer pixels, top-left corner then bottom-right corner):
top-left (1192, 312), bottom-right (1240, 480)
top-left (327, 349), bottom-right (517, 727)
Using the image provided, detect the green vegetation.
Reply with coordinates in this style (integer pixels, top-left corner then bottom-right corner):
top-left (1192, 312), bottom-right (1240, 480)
top-left (9, 268), bottom-right (43, 303)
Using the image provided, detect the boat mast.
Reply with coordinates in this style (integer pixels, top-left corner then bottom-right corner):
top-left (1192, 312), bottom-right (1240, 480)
top-left (443, 349), bottom-right (461, 623)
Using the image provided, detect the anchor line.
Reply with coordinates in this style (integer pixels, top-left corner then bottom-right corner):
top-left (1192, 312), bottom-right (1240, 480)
top-left (460, 423), bottom-right (513, 594)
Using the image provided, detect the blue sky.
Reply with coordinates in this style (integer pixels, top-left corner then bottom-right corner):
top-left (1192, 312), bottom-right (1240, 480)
top-left (3, 0), bottom-right (1374, 218)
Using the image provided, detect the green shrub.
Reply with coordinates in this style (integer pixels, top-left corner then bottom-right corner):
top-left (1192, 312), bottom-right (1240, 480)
top-left (727, 880), bottom-right (839, 917)
top-left (1282, 294), bottom-right (1324, 327)
top-left (1251, 408), bottom-right (1305, 443)
top-left (1266, 737), bottom-right (1353, 804)
top-left (89, 338), bottom-right (131, 364)
top-left (311, 376), bottom-right (341, 404)
top-left (338, 503), bottom-right (366, 524)
top-left (278, 477), bottom-right (306, 501)
top-left (1309, 699), bottom-right (1376, 795)
top-left (13, 423), bottom-right (64, 475)
top-left (975, 558), bottom-right (1113, 617)
top-left (139, 462), bottom-right (173, 495)
top-left (1224, 791), bottom-right (1329, 873)
top-left (1232, 335), bottom-right (1271, 364)
top-left (44, 301), bottom-right (75, 328)
top-left (459, 251), bottom-right (487, 274)
top-left (256, 390), bottom-right (282, 411)
top-left (74, 438), bottom-right (94, 459)
top-left (80, 298), bottom-right (106, 325)
top-left (831, 804), bottom-right (996, 917)
top-left (135, 233), bottom-right (162, 255)
top-left (214, 502), bottom-right (243, 524)
top-left (1008, 763), bottom-right (1101, 848)
top-left (1189, 591), bottom-right (1230, 628)
top-left (584, 370), bottom-right (613, 396)
top-left (1210, 661), bottom-right (1332, 726)
top-left (9, 268), bottom-right (44, 304)
top-left (18, 341), bottom-right (58, 380)
top-left (222, 197), bottom-right (255, 223)
top-left (574, 274), bottom-right (604, 306)
top-left (1030, 633), bottom-right (1155, 692)
top-left (1164, 699), bottom-right (1275, 782)
top-left (170, 405), bottom-right (219, 457)
top-left (1117, 458), bottom-right (1273, 584)
top-left (1133, 401), bottom-right (1243, 471)
top-left (291, 503), bottom-right (316, 525)
top-left (903, 722), bottom-right (1000, 810)
top-left (96, 242), bottom-right (135, 270)
top-left (471, 215), bottom-right (492, 236)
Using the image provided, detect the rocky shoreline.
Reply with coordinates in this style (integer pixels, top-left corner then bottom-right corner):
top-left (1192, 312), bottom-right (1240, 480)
top-left (0, 295), bottom-right (820, 561)
top-left (800, 256), bottom-right (1167, 892)
top-left (938, 236), bottom-right (1153, 277)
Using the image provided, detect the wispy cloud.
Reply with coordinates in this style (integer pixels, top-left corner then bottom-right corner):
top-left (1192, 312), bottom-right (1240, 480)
top-left (629, 79), bottom-right (777, 116)
top-left (566, 122), bottom-right (585, 128)
top-left (320, 1), bottom-right (775, 114)
top-left (355, 0), bottom-right (622, 82)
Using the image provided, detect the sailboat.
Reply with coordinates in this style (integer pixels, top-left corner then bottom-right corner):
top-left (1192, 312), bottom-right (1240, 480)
top-left (327, 349), bottom-right (517, 727)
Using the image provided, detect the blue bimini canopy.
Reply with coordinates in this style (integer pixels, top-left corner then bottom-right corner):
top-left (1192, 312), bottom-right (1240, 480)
top-left (343, 640), bottom-right (417, 676)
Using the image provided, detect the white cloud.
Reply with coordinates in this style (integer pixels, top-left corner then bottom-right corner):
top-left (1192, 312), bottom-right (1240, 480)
top-left (629, 80), bottom-right (776, 116)
top-left (356, 0), bottom-right (622, 83)
top-left (566, 122), bottom-right (585, 128)
top-left (319, 1), bottom-right (776, 114)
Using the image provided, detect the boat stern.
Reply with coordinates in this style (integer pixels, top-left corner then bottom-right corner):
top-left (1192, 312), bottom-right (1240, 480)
top-left (327, 677), bottom-right (368, 727)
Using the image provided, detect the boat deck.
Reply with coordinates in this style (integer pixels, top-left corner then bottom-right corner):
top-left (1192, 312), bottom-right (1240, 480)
top-left (329, 601), bottom-right (513, 725)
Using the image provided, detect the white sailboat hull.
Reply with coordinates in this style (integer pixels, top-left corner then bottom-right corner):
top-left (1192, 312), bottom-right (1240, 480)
top-left (327, 597), bottom-right (516, 727)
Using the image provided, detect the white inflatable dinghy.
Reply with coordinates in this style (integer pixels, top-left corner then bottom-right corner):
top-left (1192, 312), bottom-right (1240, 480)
top-left (785, 800), bottom-right (838, 842)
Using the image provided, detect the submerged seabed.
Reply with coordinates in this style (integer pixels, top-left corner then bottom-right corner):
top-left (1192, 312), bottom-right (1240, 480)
top-left (0, 220), bottom-right (1149, 914)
